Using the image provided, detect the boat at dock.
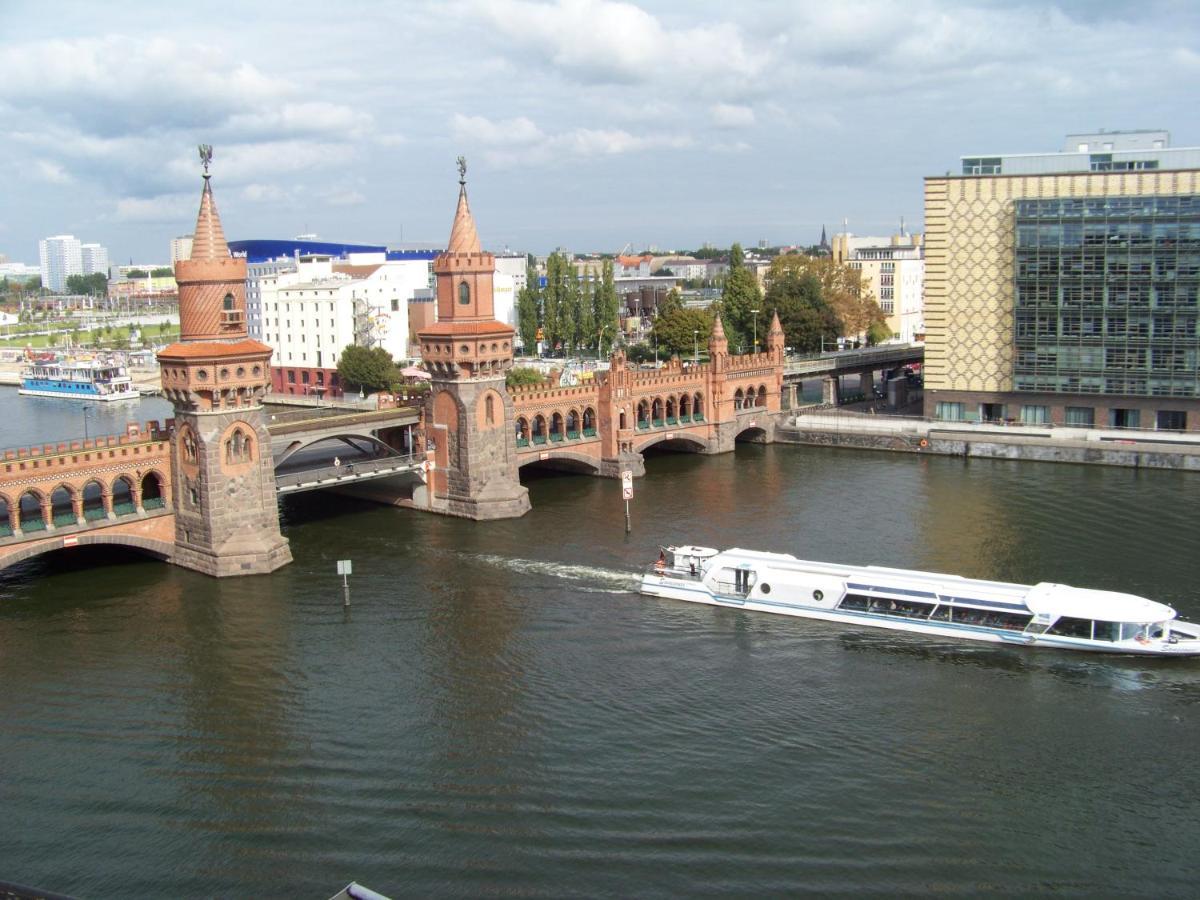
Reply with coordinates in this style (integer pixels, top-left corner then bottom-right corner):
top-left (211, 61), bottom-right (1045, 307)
top-left (641, 546), bottom-right (1200, 656)
top-left (19, 357), bottom-right (138, 402)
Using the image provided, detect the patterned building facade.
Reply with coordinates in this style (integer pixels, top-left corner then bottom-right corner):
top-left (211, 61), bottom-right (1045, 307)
top-left (924, 168), bottom-right (1200, 429)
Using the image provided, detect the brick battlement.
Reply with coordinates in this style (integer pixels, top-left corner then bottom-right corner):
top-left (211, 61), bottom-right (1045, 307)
top-left (510, 383), bottom-right (600, 405)
top-left (1, 420), bottom-right (172, 463)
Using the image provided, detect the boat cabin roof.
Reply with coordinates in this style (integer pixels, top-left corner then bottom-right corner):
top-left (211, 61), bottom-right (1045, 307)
top-left (1026, 582), bottom-right (1175, 623)
top-left (667, 546), bottom-right (720, 559)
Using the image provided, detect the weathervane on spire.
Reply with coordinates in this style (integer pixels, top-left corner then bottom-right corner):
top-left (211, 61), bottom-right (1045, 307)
top-left (199, 144), bottom-right (213, 178)
top-left (456, 155), bottom-right (467, 185)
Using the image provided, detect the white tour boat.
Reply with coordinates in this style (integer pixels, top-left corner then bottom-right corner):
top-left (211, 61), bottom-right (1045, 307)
top-left (641, 546), bottom-right (1200, 656)
top-left (19, 357), bottom-right (138, 402)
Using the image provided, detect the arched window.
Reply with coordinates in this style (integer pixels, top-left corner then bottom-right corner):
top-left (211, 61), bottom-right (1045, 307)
top-left (566, 409), bottom-right (580, 438)
top-left (0, 494), bottom-right (11, 538)
top-left (485, 393), bottom-right (495, 425)
top-left (734, 388), bottom-right (745, 409)
top-left (50, 485), bottom-right (75, 527)
top-left (223, 293), bottom-right (235, 311)
top-left (181, 427), bottom-right (197, 463)
top-left (225, 427), bottom-right (253, 464)
top-left (652, 398), bottom-right (663, 424)
top-left (515, 417), bottom-right (530, 446)
top-left (693, 392), bottom-right (704, 419)
top-left (141, 472), bottom-right (165, 510)
top-left (680, 394), bottom-right (691, 419)
top-left (619, 409), bottom-right (627, 430)
top-left (666, 397), bottom-right (676, 422)
top-left (18, 491), bottom-right (46, 532)
top-left (112, 476), bottom-right (135, 516)
top-left (533, 414), bottom-right (547, 444)
top-left (636, 400), bottom-right (649, 428)
top-left (551, 412), bottom-right (564, 441)
top-left (582, 407), bottom-right (596, 436)
top-left (459, 281), bottom-right (471, 305)
top-left (82, 480), bottom-right (106, 521)
top-left (758, 383), bottom-right (768, 406)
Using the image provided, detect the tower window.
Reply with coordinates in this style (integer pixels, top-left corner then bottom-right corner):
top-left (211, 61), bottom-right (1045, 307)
top-left (223, 293), bottom-right (235, 311)
top-left (459, 281), bottom-right (470, 305)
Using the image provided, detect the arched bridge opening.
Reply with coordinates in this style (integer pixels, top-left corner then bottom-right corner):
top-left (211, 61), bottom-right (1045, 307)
top-left (274, 432), bottom-right (412, 471)
top-left (735, 426), bottom-right (769, 444)
top-left (517, 452), bottom-right (602, 481)
top-left (0, 534), bottom-right (175, 576)
top-left (638, 434), bottom-right (709, 458)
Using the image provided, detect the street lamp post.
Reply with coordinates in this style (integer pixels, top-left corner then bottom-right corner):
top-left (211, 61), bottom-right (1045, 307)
top-left (82, 404), bottom-right (92, 442)
top-left (751, 308), bottom-right (759, 354)
top-left (693, 329), bottom-right (699, 364)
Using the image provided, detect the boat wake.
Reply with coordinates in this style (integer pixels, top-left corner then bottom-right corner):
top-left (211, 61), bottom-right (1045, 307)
top-left (457, 552), bottom-right (640, 595)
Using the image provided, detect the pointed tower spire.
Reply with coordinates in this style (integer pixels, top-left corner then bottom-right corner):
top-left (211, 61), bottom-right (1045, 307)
top-left (189, 176), bottom-right (231, 261)
top-left (446, 155), bottom-right (481, 255)
top-left (767, 309), bottom-right (785, 355)
top-left (708, 312), bottom-right (728, 357)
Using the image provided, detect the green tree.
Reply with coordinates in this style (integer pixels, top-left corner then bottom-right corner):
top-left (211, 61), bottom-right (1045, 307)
top-left (597, 259), bottom-right (619, 350)
top-left (151, 267), bottom-right (174, 277)
top-left (542, 254), bottom-right (563, 352)
top-left (506, 366), bottom-right (547, 388)
top-left (65, 273), bottom-right (108, 296)
top-left (765, 255), bottom-right (884, 341)
top-left (336, 344), bottom-right (397, 392)
top-left (719, 243), bottom-right (762, 354)
top-left (650, 305), bottom-right (714, 359)
top-left (125, 269), bottom-right (149, 279)
top-left (656, 287), bottom-right (684, 318)
top-left (516, 259), bottom-right (540, 352)
top-left (560, 262), bottom-right (580, 353)
top-left (763, 267), bottom-right (840, 353)
top-left (578, 272), bottom-right (596, 354)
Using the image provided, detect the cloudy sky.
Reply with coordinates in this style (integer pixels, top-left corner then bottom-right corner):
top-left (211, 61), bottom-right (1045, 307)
top-left (2, 0), bottom-right (1198, 264)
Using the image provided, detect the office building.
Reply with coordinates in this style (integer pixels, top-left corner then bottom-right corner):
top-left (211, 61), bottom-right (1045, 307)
top-left (832, 230), bottom-right (925, 342)
top-left (925, 131), bottom-right (1200, 430)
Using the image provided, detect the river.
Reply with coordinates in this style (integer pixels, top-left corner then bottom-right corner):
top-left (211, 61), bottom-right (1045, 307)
top-left (2, 388), bottom-right (1199, 897)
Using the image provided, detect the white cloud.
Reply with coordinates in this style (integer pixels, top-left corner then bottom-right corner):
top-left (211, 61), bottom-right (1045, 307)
top-left (472, 0), bottom-right (767, 93)
top-left (33, 160), bottom-right (73, 184)
top-left (711, 104), bottom-right (755, 130)
top-left (114, 194), bottom-right (195, 224)
top-left (451, 112), bottom-right (691, 167)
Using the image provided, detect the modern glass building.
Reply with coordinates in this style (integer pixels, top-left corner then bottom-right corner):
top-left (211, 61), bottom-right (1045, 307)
top-left (924, 132), bottom-right (1200, 431)
top-left (1012, 196), bottom-right (1200, 427)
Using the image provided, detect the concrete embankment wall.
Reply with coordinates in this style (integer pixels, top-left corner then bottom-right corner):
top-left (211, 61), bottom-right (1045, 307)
top-left (775, 421), bottom-right (1200, 472)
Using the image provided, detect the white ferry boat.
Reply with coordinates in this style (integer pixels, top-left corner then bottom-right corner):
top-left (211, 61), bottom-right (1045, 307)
top-left (19, 358), bottom-right (138, 401)
top-left (641, 546), bottom-right (1200, 656)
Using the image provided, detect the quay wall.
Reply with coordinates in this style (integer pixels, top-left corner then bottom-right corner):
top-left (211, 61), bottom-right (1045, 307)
top-left (775, 424), bottom-right (1200, 472)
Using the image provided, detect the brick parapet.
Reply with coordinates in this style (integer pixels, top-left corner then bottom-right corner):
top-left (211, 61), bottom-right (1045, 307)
top-left (2, 421), bottom-right (172, 464)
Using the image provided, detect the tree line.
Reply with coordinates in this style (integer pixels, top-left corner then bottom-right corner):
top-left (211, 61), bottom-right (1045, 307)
top-left (516, 255), bottom-right (622, 356)
top-left (642, 243), bottom-right (888, 360)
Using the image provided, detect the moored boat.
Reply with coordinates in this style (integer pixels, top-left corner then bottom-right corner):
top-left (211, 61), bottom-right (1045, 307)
top-left (19, 357), bottom-right (138, 401)
top-left (641, 546), bottom-right (1200, 656)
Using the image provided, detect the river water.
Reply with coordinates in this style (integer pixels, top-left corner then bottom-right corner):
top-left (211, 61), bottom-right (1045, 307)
top-left (2, 388), bottom-right (1200, 897)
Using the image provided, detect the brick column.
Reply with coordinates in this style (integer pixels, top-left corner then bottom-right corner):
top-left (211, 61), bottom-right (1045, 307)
top-left (103, 489), bottom-right (115, 520)
top-left (71, 493), bottom-right (85, 526)
top-left (40, 496), bottom-right (54, 531)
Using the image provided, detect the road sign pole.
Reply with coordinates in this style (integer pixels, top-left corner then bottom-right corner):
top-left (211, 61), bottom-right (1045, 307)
top-left (621, 470), bottom-right (633, 533)
top-left (337, 559), bottom-right (353, 608)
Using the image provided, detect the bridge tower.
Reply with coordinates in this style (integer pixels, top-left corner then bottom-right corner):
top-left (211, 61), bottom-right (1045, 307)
top-left (157, 149), bottom-right (292, 576)
top-left (416, 161), bottom-right (530, 519)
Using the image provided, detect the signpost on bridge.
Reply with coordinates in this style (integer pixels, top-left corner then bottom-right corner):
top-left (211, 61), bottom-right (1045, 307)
top-left (621, 470), bottom-right (633, 533)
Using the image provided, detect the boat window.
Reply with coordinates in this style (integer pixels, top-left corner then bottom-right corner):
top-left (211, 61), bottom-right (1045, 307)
top-left (929, 605), bottom-right (950, 621)
top-left (1092, 621), bottom-right (1118, 642)
top-left (1047, 616), bottom-right (1092, 639)
top-left (838, 594), bottom-right (870, 612)
top-left (867, 597), bottom-right (936, 619)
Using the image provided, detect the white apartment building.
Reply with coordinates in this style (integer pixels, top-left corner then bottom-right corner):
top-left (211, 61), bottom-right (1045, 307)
top-left (38, 234), bottom-right (83, 292)
top-left (170, 236), bottom-right (194, 264)
top-left (831, 231), bottom-right (925, 342)
top-left (255, 254), bottom-right (433, 397)
top-left (80, 243), bottom-right (109, 278)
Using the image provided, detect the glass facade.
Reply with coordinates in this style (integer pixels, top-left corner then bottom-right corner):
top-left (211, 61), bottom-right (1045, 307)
top-left (1013, 195), bottom-right (1200, 398)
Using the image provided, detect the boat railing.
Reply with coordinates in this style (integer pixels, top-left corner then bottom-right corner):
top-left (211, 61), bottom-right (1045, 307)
top-left (649, 562), bottom-right (704, 581)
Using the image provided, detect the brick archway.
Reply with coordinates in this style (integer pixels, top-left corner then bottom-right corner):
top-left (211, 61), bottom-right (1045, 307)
top-left (0, 531), bottom-right (176, 572)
